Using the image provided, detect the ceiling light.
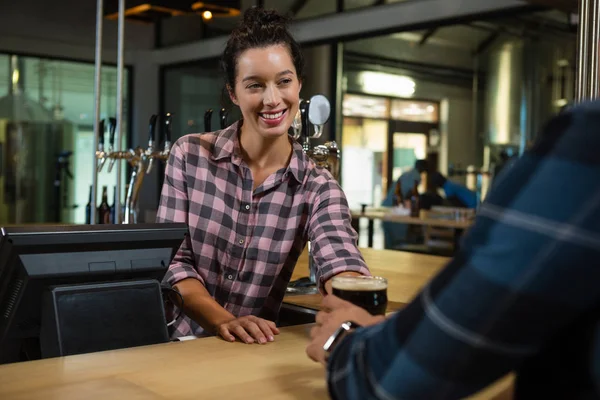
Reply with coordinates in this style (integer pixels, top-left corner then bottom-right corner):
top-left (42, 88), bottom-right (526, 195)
top-left (358, 71), bottom-right (416, 97)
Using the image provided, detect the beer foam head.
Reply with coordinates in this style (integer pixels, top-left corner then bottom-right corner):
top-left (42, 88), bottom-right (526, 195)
top-left (332, 276), bottom-right (387, 291)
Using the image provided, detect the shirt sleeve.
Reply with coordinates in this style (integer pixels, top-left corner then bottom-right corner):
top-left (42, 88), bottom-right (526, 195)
top-left (156, 138), bottom-right (204, 287)
top-left (327, 106), bottom-right (600, 399)
top-left (307, 178), bottom-right (371, 292)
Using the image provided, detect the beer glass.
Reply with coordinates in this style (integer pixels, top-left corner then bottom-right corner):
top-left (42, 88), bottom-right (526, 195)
top-left (331, 276), bottom-right (388, 316)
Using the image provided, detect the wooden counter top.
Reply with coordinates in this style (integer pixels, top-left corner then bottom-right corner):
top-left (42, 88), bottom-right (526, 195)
top-left (0, 323), bottom-right (513, 400)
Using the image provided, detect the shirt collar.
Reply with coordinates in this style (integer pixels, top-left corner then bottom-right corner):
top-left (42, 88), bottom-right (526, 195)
top-left (210, 120), bottom-right (306, 184)
top-left (210, 121), bottom-right (240, 161)
top-left (287, 140), bottom-right (306, 184)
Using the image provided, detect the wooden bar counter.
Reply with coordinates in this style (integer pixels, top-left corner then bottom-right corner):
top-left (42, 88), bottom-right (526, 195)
top-left (0, 248), bottom-right (513, 399)
top-left (0, 323), bottom-right (512, 400)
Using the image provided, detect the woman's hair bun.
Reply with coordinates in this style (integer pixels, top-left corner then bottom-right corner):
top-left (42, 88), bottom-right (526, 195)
top-left (220, 7), bottom-right (305, 92)
top-left (242, 6), bottom-right (289, 28)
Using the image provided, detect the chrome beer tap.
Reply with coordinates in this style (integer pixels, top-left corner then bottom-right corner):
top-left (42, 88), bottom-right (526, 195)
top-left (124, 112), bottom-right (172, 223)
top-left (160, 112), bottom-right (173, 161)
top-left (106, 118), bottom-right (118, 173)
top-left (95, 113), bottom-right (172, 224)
top-left (145, 114), bottom-right (159, 175)
top-left (96, 119), bottom-right (108, 172)
top-left (298, 94), bottom-right (339, 180)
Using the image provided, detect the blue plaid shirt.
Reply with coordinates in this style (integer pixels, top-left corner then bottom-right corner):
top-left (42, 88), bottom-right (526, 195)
top-left (327, 102), bottom-right (600, 399)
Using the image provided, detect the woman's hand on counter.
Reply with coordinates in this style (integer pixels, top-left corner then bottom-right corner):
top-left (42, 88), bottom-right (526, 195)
top-left (216, 315), bottom-right (280, 344)
top-left (306, 295), bottom-right (384, 365)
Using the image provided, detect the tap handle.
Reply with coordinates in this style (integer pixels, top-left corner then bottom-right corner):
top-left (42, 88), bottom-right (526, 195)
top-left (163, 140), bottom-right (172, 155)
top-left (108, 117), bottom-right (117, 148)
top-left (164, 112), bottom-right (173, 144)
top-left (148, 114), bottom-right (158, 145)
top-left (220, 108), bottom-right (228, 129)
top-left (98, 119), bottom-right (105, 149)
top-left (299, 100), bottom-right (310, 139)
top-left (147, 157), bottom-right (155, 174)
top-left (98, 157), bottom-right (108, 173)
top-left (107, 157), bottom-right (117, 173)
top-left (204, 109), bottom-right (213, 132)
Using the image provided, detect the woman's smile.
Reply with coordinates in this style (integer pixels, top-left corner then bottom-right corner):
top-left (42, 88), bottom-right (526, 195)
top-left (258, 109), bottom-right (288, 127)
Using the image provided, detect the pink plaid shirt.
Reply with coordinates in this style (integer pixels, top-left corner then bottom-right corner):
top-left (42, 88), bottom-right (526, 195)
top-left (157, 121), bottom-right (369, 337)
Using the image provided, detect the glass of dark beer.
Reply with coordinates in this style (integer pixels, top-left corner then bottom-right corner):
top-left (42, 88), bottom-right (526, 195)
top-left (331, 276), bottom-right (388, 316)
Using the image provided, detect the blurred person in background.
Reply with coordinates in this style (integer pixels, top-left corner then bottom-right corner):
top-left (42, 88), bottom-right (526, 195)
top-left (430, 171), bottom-right (478, 209)
top-left (381, 159), bottom-right (428, 248)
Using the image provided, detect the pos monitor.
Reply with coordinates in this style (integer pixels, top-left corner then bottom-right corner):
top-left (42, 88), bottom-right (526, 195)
top-left (0, 223), bottom-right (187, 364)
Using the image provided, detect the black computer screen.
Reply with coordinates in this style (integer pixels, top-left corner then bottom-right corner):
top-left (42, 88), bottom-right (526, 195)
top-left (0, 223), bottom-right (187, 363)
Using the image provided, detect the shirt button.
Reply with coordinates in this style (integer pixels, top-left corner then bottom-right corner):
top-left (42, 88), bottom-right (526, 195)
top-left (239, 239), bottom-right (244, 244)
top-left (245, 204), bottom-right (250, 210)
top-left (227, 274), bottom-right (234, 280)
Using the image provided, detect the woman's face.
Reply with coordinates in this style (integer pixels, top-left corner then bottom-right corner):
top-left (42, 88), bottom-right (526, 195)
top-left (229, 44), bottom-right (302, 140)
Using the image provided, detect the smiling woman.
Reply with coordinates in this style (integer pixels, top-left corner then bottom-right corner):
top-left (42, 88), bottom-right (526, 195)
top-left (156, 6), bottom-right (370, 347)
top-left (231, 47), bottom-right (300, 150)
top-left (221, 8), bottom-right (304, 148)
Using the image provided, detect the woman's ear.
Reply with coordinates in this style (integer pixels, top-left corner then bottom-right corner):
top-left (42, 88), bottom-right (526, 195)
top-left (227, 84), bottom-right (239, 106)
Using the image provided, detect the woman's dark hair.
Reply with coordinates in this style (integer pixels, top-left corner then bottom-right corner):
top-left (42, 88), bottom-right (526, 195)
top-left (220, 7), bottom-right (305, 92)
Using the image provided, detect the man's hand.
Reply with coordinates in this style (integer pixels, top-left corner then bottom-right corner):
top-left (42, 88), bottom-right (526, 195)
top-left (306, 295), bottom-right (385, 364)
top-left (216, 316), bottom-right (280, 344)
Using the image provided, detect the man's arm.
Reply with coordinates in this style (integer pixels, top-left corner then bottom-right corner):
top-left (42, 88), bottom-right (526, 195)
top-left (326, 107), bottom-right (600, 399)
top-left (307, 179), bottom-right (371, 294)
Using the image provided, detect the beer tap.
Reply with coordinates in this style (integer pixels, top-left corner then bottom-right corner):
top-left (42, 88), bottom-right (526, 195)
top-left (219, 108), bottom-right (228, 129)
top-left (96, 119), bottom-right (108, 172)
top-left (308, 94), bottom-right (330, 139)
top-left (299, 99), bottom-right (311, 154)
top-left (204, 109), bottom-right (213, 132)
top-left (297, 94), bottom-right (339, 179)
top-left (123, 112), bottom-right (172, 224)
top-left (162, 112), bottom-right (172, 157)
top-left (291, 106), bottom-right (302, 140)
top-left (107, 117), bottom-right (118, 173)
top-left (94, 111), bottom-right (172, 224)
top-left (124, 145), bottom-right (148, 224)
top-left (145, 114), bottom-right (158, 174)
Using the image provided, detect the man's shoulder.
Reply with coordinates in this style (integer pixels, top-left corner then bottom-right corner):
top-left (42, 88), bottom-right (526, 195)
top-left (531, 101), bottom-right (600, 167)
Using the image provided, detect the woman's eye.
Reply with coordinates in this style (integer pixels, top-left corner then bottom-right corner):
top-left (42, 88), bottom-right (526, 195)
top-left (279, 79), bottom-right (292, 85)
top-left (247, 83), bottom-right (261, 89)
